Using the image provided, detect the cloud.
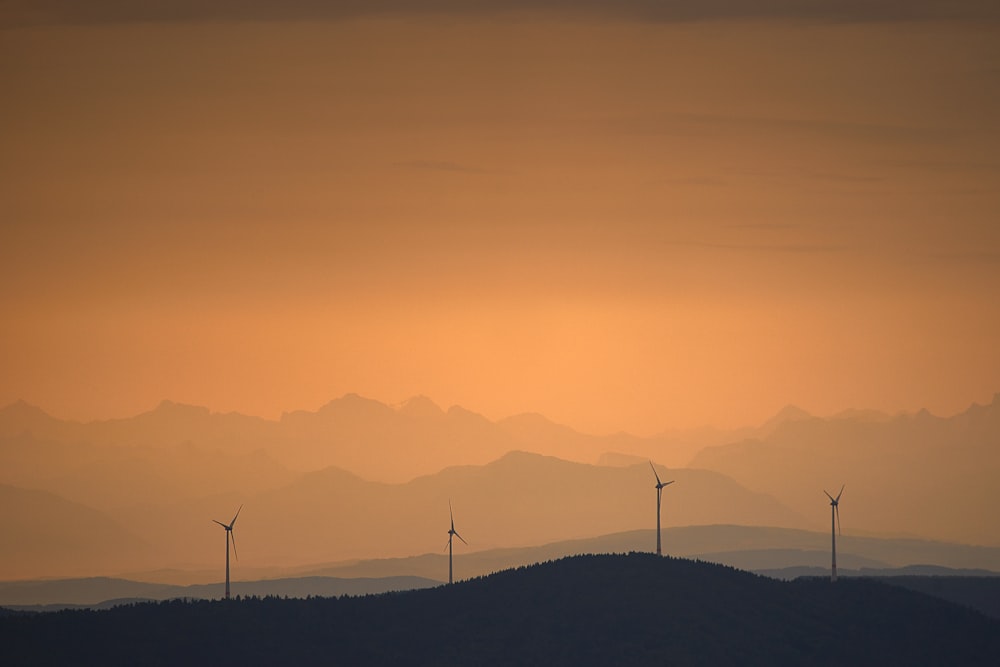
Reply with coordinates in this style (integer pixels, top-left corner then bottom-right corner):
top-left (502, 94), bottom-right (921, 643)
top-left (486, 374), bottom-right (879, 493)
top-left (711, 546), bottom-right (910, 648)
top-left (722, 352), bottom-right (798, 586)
top-left (392, 160), bottom-right (489, 174)
top-left (610, 111), bottom-right (953, 145)
top-left (803, 172), bottom-right (887, 184)
top-left (2, 0), bottom-right (997, 29)
top-left (871, 159), bottom-right (1000, 174)
top-left (724, 223), bottom-right (800, 231)
top-left (652, 176), bottom-right (729, 188)
top-left (927, 251), bottom-right (1000, 264)
top-left (669, 239), bottom-right (848, 255)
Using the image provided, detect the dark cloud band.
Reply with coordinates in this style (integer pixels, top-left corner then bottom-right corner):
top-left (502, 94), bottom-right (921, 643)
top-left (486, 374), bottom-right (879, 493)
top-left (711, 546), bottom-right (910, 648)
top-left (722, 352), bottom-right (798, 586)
top-left (2, 0), bottom-right (998, 29)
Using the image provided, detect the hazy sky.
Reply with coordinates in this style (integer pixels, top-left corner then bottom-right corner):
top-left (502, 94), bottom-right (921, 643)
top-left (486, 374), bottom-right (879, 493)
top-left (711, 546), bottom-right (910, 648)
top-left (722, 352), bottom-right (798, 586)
top-left (2, 2), bottom-right (999, 434)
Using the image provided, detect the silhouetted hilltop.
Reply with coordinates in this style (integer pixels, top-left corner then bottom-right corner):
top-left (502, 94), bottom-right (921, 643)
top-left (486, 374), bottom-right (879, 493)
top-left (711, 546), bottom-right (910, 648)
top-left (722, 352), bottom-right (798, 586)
top-left (2, 554), bottom-right (997, 666)
top-left (869, 575), bottom-right (1000, 621)
top-left (6, 524), bottom-right (1000, 606)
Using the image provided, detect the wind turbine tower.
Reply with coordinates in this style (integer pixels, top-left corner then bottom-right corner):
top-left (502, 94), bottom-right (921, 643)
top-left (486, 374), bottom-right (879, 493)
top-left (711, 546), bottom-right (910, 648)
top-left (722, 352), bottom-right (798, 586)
top-left (824, 486), bottom-right (843, 582)
top-left (446, 501), bottom-right (467, 585)
top-left (213, 505), bottom-right (242, 599)
top-left (650, 462), bottom-right (674, 556)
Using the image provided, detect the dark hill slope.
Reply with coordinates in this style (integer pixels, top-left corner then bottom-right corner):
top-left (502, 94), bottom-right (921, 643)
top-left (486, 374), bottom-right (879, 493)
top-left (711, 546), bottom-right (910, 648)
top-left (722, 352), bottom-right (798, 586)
top-left (872, 575), bottom-right (1000, 621)
top-left (2, 554), bottom-right (997, 666)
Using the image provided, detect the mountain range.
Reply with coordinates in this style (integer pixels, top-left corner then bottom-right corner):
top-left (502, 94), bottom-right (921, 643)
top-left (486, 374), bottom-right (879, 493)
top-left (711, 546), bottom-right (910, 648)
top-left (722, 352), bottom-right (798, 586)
top-left (1, 393), bottom-right (998, 580)
top-left (0, 394), bottom-right (718, 483)
top-left (690, 393), bottom-right (1000, 544)
top-left (0, 451), bottom-right (803, 579)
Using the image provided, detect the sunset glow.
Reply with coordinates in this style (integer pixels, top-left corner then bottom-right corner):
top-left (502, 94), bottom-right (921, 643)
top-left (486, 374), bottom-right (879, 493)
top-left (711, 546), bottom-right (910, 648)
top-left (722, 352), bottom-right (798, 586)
top-left (4, 7), bottom-right (1000, 663)
top-left (3, 7), bottom-right (998, 436)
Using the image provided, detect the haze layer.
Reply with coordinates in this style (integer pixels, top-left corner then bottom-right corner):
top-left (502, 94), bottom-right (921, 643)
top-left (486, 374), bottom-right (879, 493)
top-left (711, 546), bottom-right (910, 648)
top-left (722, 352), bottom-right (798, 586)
top-left (3, 3), bottom-right (999, 434)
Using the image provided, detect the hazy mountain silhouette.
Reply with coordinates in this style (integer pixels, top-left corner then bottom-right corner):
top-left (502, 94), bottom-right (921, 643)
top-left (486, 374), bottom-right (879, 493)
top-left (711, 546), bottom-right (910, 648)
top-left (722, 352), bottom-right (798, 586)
top-left (294, 524), bottom-right (1000, 584)
top-left (0, 400), bottom-right (66, 439)
top-left (0, 449), bottom-right (802, 578)
top-left (0, 393), bottom-right (956, 490)
top-left (394, 394), bottom-right (446, 419)
top-left (0, 485), bottom-right (152, 579)
top-left (0, 394), bottom-right (714, 486)
top-left (278, 394), bottom-right (517, 478)
top-left (2, 554), bottom-right (997, 666)
top-left (596, 451), bottom-right (648, 466)
top-left (0, 431), bottom-right (297, 510)
top-left (761, 563), bottom-right (1000, 577)
top-left (640, 403), bottom-right (816, 462)
top-left (829, 407), bottom-right (893, 422)
top-left (0, 399), bottom-right (279, 449)
top-left (689, 393), bottom-right (1000, 545)
top-left (4, 393), bottom-right (1000, 579)
top-left (757, 403), bottom-right (813, 436)
top-left (0, 575), bottom-right (439, 608)
top-left (6, 523), bottom-right (998, 605)
top-left (495, 411), bottom-right (698, 464)
top-left (206, 452), bottom-right (806, 568)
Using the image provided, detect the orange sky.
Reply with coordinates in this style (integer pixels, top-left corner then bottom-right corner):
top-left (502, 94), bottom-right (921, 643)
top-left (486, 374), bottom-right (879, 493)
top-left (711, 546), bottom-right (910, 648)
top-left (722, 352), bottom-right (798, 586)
top-left (2, 5), bottom-right (999, 434)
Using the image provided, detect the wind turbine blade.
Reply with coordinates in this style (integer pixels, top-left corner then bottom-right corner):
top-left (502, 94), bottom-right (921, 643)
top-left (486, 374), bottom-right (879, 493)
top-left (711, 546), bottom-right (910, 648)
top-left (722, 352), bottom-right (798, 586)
top-left (835, 485), bottom-right (845, 502)
top-left (212, 520), bottom-right (227, 528)
top-left (229, 504), bottom-right (243, 528)
top-left (649, 461), bottom-right (662, 486)
top-left (230, 530), bottom-right (239, 561)
top-left (664, 480), bottom-right (675, 487)
top-left (444, 536), bottom-right (452, 552)
top-left (823, 490), bottom-right (835, 502)
top-left (454, 531), bottom-right (468, 545)
top-left (835, 505), bottom-right (841, 535)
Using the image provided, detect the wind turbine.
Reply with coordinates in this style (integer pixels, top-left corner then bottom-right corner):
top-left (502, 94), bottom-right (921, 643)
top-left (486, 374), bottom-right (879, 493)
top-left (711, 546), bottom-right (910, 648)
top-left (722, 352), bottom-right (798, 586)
top-left (824, 486), bottom-right (843, 582)
top-left (445, 501), bottom-right (467, 585)
top-left (212, 505), bottom-right (242, 599)
top-left (650, 461), bottom-right (674, 556)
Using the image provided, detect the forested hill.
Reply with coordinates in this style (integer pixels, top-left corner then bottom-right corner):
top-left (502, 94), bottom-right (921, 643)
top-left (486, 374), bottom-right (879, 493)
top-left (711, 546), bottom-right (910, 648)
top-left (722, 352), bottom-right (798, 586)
top-left (2, 553), bottom-right (998, 666)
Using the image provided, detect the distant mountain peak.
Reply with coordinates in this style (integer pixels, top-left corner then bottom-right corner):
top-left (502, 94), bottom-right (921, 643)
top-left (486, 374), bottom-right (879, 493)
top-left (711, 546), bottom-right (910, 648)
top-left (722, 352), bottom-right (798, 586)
top-left (759, 404), bottom-right (812, 432)
top-left (155, 399), bottom-right (192, 410)
top-left (775, 404), bottom-right (811, 420)
top-left (0, 399), bottom-right (58, 437)
top-left (1, 399), bottom-right (50, 417)
top-left (484, 449), bottom-right (561, 470)
top-left (395, 395), bottom-right (444, 419)
top-left (150, 400), bottom-right (210, 417)
top-left (316, 393), bottom-right (391, 414)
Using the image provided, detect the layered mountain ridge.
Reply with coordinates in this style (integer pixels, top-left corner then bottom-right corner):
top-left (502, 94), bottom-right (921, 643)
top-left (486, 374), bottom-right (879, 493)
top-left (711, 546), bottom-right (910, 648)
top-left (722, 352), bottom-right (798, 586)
top-left (2, 393), bottom-right (998, 580)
